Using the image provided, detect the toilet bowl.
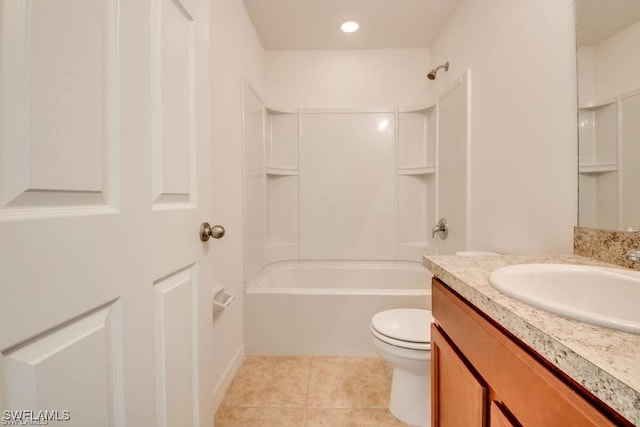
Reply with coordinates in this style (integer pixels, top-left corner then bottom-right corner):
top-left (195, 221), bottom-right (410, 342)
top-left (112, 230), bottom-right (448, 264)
top-left (370, 308), bottom-right (433, 427)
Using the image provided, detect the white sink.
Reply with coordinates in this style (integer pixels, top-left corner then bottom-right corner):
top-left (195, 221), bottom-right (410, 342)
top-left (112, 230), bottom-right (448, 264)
top-left (488, 264), bottom-right (640, 334)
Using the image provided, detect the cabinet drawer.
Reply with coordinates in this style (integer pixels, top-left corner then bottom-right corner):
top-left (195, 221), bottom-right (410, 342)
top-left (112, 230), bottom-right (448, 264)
top-left (432, 278), bottom-right (618, 426)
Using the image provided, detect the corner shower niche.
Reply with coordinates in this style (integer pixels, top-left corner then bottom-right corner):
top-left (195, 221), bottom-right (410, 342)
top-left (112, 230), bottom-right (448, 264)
top-left (578, 99), bottom-right (618, 228)
top-left (265, 106), bottom-right (299, 263)
top-left (398, 105), bottom-right (437, 260)
top-left (252, 101), bottom-right (438, 267)
top-left (578, 78), bottom-right (640, 230)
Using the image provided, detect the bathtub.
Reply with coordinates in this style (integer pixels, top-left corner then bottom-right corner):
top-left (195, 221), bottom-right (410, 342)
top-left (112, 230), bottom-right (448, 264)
top-left (244, 261), bottom-right (431, 356)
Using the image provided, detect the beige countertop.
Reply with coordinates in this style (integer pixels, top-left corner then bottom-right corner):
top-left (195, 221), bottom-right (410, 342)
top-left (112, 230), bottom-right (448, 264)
top-left (423, 254), bottom-right (640, 425)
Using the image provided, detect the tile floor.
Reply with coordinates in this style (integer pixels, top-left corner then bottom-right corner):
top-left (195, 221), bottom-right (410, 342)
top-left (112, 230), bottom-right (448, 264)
top-left (215, 356), bottom-right (411, 427)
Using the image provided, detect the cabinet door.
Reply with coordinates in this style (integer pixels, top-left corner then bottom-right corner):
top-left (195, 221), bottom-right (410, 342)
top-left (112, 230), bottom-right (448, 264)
top-left (490, 401), bottom-right (519, 427)
top-left (432, 324), bottom-right (487, 427)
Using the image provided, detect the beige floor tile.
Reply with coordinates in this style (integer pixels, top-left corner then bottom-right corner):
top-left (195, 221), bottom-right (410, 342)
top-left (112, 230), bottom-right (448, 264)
top-left (220, 356), bottom-right (312, 408)
top-left (304, 408), bottom-right (410, 427)
top-left (215, 407), bottom-right (305, 427)
top-left (306, 357), bottom-right (392, 409)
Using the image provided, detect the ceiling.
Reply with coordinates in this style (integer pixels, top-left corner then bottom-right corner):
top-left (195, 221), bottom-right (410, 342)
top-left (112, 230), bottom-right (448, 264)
top-left (577, 0), bottom-right (640, 45)
top-left (242, 1), bottom-right (640, 50)
top-left (242, 0), bottom-right (460, 50)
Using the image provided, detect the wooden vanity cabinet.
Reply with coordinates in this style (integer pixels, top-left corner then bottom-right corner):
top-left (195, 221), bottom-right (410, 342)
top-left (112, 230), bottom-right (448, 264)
top-left (431, 277), bottom-right (629, 427)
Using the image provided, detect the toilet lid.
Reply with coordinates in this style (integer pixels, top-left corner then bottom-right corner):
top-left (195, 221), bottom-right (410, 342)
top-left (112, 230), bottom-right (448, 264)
top-left (371, 309), bottom-right (432, 343)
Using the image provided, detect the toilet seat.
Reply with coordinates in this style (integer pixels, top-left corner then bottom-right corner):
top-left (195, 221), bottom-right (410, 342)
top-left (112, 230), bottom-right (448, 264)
top-left (370, 325), bottom-right (430, 351)
top-left (370, 309), bottom-right (432, 351)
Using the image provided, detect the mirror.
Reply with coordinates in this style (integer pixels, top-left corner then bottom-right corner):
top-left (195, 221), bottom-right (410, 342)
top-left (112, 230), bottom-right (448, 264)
top-left (576, 0), bottom-right (640, 231)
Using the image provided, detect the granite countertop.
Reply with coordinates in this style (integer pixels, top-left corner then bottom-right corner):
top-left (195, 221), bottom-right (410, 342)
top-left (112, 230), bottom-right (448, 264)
top-left (423, 254), bottom-right (640, 425)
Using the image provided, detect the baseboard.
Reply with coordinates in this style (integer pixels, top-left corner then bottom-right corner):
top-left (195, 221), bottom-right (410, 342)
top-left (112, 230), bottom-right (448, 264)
top-left (211, 344), bottom-right (246, 413)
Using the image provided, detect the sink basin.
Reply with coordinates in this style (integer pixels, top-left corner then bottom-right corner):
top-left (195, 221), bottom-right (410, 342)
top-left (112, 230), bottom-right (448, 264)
top-left (488, 264), bottom-right (640, 334)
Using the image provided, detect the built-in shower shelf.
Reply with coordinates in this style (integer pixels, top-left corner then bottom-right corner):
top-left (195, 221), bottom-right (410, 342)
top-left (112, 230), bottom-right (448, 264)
top-left (399, 103), bottom-right (435, 113)
top-left (578, 98), bottom-right (617, 111)
top-left (266, 166), bottom-right (299, 176)
top-left (266, 105), bottom-right (298, 115)
top-left (398, 166), bottom-right (435, 175)
top-left (578, 163), bottom-right (617, 174)
top-left (397, 103), bottom-right (436, 262)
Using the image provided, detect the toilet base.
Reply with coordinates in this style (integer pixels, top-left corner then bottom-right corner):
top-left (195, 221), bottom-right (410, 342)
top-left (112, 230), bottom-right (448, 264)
top-left (389, 367), bottom-right (431, 427)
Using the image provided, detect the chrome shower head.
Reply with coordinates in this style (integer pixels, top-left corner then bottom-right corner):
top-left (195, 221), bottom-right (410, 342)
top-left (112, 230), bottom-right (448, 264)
top-left (427, 62), bottom-right (450, 80)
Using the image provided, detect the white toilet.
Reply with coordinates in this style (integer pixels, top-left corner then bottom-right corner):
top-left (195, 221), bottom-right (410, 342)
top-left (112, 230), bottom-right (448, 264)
top-left (370, 308), bottom-right (433, 427)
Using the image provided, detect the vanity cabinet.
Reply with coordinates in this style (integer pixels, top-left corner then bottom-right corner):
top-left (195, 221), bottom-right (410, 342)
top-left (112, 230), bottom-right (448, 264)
top-left (431, 277), bottom-right (629, 427)
top-left (431, 325), bottom-right (486, 426)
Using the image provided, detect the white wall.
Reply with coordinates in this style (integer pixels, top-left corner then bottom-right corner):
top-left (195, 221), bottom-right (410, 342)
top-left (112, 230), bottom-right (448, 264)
top-left (242, 86), bottom-right (265, 281)
top-left (430, 0), bottom-right (577, 255)
top-left (594, 20), bottom-right (640, 100)
top-left (577, 46), bottom-right (596, 105)
top-left (299, 112), bottom-right (396, 260)
top-left (208, 0), bottom-right (264, 415)
top-left (265, 49), bottom-right (431, 107)
top-left (578, 20), bottom-right (640, 103)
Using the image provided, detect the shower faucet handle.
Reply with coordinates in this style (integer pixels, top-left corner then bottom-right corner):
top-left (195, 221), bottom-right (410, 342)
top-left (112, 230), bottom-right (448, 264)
top-left (627, 249), bottom-right (640, 263)
top-left (432, 218), bottom-right (449, 240)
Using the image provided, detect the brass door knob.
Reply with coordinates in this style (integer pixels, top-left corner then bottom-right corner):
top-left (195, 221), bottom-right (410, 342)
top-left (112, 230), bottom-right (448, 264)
top-left (200, 222), bottom-right (225, 241)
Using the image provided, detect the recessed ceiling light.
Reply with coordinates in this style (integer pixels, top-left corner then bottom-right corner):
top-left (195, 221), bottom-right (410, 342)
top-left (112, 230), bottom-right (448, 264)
top-left (340, 21), bottom-right (359, 33)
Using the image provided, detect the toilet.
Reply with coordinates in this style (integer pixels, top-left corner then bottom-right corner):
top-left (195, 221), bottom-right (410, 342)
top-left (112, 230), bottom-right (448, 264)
top-left (370, 308), bottom-right (433, 427)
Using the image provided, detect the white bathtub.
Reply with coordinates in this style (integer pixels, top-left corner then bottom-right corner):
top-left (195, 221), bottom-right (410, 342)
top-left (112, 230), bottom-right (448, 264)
top-left (244, 261), bottom-right (431, 356)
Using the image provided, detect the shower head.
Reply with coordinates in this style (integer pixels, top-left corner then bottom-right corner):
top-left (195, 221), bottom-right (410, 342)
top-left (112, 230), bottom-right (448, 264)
top-left (427, 62), bottom-right (450, 80)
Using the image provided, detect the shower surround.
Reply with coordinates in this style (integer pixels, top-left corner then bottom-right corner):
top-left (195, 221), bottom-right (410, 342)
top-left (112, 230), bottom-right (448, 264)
top-left (242, 82), bottom-right (438, 355)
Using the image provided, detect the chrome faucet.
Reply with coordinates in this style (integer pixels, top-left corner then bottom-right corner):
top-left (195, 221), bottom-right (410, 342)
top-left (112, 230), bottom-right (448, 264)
top-left (432, 218), bottom-right (449, 240)
top-left (627, 249), bottom-right (640, 263)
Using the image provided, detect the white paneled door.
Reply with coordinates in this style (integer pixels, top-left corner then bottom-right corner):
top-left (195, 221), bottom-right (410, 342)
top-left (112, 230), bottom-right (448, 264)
top-left (0, 0), bottom-right (212, 426)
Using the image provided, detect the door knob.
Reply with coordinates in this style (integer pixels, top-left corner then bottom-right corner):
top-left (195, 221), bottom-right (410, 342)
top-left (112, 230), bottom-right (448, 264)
top-left (200, 222), bottom-right (225, 241)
